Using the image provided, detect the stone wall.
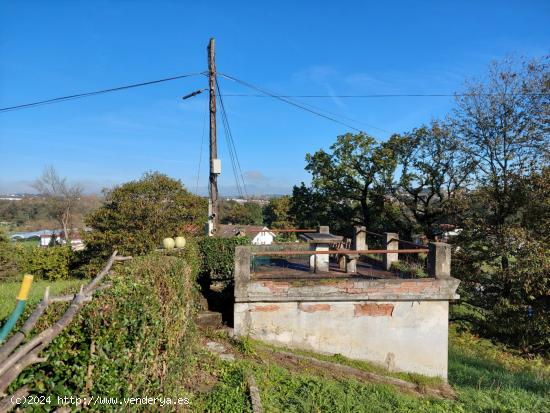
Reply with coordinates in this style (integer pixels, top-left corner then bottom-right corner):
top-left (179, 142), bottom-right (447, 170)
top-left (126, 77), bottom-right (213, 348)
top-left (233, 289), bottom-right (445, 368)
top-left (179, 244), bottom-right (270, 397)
top-left (234, 246), bottom-right (460, 379)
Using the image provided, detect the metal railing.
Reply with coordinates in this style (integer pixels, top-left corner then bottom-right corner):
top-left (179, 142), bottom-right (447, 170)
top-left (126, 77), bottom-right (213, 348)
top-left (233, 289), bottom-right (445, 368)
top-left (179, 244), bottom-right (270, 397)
top-left (246, 226), bottom-right (447, 280)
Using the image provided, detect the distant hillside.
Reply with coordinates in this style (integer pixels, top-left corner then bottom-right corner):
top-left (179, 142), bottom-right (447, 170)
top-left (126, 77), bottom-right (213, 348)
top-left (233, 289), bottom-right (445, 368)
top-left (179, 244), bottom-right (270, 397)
top-left (0, 195), bottom-right (102, 232)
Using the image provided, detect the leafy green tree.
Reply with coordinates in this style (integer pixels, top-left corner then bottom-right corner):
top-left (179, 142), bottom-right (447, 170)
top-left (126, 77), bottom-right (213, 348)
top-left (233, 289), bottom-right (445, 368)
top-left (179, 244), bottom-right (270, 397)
top-left (85, 172), bottom-right (207, 257)
top-left (220, 200), bottom-right (263, 225)
top-left (392, 122), bottom-right (474, 239)
top-left (289, 183), bottom-right (327, 229)
top-left (263, 196), bottom-right (294, 229)
top-left (303, 133), bottom-right (398, 233)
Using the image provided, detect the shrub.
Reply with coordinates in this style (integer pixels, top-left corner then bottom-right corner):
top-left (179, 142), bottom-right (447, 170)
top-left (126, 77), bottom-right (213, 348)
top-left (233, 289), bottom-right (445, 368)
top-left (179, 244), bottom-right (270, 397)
top-left (390, 260), bottom-right (427, 278)
top-left (19, 246), bottom-right (72, 281)
top-left (9, 253), bottom-right (198, 410)
top-left (455, 230), bottom-right (550, 354)
top-left (84, 172), bottom-right (207, 258)
top-left (0, 230), bottom-right (20, 279)
top-left (197, 236), bottom-right (250, 281)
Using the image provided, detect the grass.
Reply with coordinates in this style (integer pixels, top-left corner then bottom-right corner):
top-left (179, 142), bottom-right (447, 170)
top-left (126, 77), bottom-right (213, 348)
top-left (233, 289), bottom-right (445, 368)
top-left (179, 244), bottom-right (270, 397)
top-left (12, 239), bottom-right (40, 249)
top-left (193, 326), bottom-right (550, 413)
top-left (0, 278), bottom-right (87, 320)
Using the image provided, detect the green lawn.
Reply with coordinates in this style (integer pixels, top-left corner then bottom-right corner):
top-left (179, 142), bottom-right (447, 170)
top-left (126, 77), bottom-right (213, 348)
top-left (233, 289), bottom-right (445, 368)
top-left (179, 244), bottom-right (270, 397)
top-left (195, 327), bottom-right (550, 412)
top-left (0, 278), bottom-right (87, 320)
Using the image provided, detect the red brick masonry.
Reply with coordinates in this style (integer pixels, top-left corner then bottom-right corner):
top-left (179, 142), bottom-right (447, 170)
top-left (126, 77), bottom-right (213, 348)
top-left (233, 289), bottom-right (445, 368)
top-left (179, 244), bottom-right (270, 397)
top-left (298, 303), bottom-right (332, 312)
top-left (251, 304), bottom-right (280, 312)
top-left (354, 303), bottom-right (394, 317)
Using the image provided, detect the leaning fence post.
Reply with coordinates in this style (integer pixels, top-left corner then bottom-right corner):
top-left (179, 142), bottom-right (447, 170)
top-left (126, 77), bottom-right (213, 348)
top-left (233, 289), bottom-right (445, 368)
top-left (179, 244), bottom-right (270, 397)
top-left (383, 232), bottom-right (399, 270)
top-left (428, 242), bottom-right (451, 279)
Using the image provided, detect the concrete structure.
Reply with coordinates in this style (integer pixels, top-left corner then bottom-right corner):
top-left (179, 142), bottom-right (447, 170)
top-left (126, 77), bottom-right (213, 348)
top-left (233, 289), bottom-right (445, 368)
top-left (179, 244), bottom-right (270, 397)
top-left (234, 239), bottom-right (460, 379)
top-left (299, 227), bottom-right (343, 273)
top-left (383, 232), bottom-right (399, 270)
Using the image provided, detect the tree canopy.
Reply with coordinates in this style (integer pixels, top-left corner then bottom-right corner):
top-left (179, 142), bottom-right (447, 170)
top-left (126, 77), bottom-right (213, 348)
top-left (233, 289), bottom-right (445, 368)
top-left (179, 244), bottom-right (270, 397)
top-left (85, 172), bottom-right (207, 257)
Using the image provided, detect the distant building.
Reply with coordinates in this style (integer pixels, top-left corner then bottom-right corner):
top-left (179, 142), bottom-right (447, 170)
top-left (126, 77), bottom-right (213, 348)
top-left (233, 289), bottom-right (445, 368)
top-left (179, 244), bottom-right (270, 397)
top-left (225, 198), bottom-right (270, 207)
top-left (9, 229), bottom-right (84, 250)
top-left (40, 231), bottom-right (84, 249)
top-left (218, 224), bottom-right (275, 245)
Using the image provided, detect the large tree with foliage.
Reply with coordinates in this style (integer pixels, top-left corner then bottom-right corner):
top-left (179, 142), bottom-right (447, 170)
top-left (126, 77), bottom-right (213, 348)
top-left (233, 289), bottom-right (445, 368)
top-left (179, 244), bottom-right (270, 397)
top-left (392, 122), bottom-right (474, 239)
top-left (303, 133), bottom-right (398, 234)
top-left (85, 172), bottom-right (207, 257)
top-left (454, 56), bottom-right (548, 243)
top-left (263, 196), bottom-right (294, 229)
top-left (452, 56), bottom-right (550, 353)
top-left (220, 200), bottom-right (263, 225)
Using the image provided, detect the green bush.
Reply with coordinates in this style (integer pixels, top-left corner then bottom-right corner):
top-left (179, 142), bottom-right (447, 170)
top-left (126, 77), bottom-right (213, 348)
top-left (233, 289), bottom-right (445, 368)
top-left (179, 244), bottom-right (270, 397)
top-left (0, 230), bottom-right (20, 279)
top-left (0, 233), bottom-right (72, 281)
top-left (197, 236), bottom-right (250, 281)
top-left (455, 229), bottom-right (550, 354)
top-left (19, 246), bottom-right (72, 281)
top-left (84, 172), bottom-right (207, 258)
top-left (390, 260), bottom-right (427, 278)
top-left (9, 253), bottom-right (198, 411)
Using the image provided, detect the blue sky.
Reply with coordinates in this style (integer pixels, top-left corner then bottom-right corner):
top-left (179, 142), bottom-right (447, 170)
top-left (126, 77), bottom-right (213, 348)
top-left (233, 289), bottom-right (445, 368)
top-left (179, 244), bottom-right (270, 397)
top-left (1, 1), bottom-right (548, 196)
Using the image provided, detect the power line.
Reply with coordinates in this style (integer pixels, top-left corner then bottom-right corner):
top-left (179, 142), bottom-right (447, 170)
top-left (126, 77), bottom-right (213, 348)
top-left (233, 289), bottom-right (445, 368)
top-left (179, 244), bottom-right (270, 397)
top-left (0, 72), bottom-right (204, 113)
top-left (221, 92), bottom-right (550, 98)
top-left (216, 77), bottom-right (248, 198)
top-left (195, 97), bottom-right (208, 196)
top-left (286, 97), bottom-right (389, 133)
top-left (218, 73), bottom-right (364, 133)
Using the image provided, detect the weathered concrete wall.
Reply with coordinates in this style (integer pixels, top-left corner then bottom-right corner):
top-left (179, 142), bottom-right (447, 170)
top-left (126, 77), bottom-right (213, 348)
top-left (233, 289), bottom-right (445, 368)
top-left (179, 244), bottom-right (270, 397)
top-left (235, 300), bottom-right (449, 378)
top-left (234, 246), bottom-right (460, 379)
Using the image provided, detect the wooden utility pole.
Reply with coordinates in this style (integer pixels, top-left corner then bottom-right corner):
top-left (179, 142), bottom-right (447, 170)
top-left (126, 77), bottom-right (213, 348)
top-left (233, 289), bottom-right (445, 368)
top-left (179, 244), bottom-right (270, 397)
top-left (207, 37), bottom-right (220, 236)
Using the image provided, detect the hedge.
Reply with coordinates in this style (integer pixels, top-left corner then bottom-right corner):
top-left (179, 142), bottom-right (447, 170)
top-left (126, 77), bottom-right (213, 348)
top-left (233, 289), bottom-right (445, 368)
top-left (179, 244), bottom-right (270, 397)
top-left (0, 242), bottom-right (72, 281)
top-left (197, 236), bottom-right (250, 281)
top-left (8, 253), bottom-right (198, 411)
top-left (20, 246), bottom-right (72, 281)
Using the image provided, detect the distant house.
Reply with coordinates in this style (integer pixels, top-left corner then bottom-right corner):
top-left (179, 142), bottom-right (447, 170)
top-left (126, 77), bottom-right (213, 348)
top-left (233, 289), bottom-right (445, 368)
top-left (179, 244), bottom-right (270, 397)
top-left (40, 232), bottom-right (59, 247)
top-left (218, 224), bottom-right (275, 245)
top-left (39, 230), bottom-right (84, 250)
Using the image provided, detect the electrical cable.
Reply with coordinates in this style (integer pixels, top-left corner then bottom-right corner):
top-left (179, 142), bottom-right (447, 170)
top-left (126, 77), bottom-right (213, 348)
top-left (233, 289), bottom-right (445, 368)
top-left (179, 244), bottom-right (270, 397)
top-left (195, 97), bottom-right (208, 196)
top-left (221, 92), bottom-right (550, 98)
top-left (0, 72), bottom-right (205, 113)
top-left (216, 77), bottom-right (249, 198)
top-left (218, 73), bottom-right (364, 133)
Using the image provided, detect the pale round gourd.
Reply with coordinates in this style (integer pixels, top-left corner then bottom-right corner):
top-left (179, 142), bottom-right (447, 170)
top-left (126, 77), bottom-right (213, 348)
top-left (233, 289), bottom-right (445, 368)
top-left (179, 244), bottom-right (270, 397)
top-left (174, 236), bottom-right (186, 249)
top-left (162, 237), bottom-right (175, 250)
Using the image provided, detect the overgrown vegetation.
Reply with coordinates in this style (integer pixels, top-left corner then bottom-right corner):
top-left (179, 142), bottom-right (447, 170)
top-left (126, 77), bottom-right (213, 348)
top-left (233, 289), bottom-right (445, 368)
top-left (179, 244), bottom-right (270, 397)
top-left (197, 236), bottom-right (250, 282)
top-left (390, 260), bottom-right (428, 278)
top-left (8, 253), bottom-right (198, 411)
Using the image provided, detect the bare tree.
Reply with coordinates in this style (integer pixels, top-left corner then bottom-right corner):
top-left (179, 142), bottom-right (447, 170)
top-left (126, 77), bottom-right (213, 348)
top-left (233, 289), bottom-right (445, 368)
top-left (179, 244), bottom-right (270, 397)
top-left (32, 166), bottom-right (83, 243)
top-left (454, 56), bottom-right (549, 230)
top-left (453, 56), bottom-right (549, 269)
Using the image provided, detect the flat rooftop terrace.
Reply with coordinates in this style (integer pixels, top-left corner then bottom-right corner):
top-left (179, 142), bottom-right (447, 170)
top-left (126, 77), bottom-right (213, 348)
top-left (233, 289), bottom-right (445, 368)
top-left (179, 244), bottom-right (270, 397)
top-left (252, 257), bottom-right (405, 280)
